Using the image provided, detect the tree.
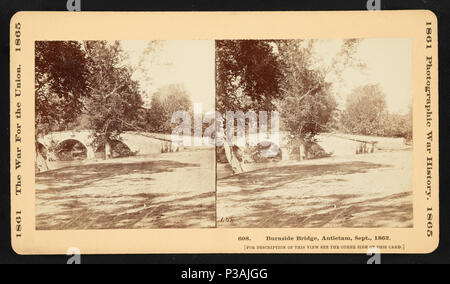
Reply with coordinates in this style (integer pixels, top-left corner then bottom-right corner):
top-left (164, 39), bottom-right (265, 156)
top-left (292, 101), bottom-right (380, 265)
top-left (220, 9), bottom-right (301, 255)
top-left (276, 40), bottom-right (337, 158)
top-left (403, 106), bottom-right (413, 140)
top-left (384, 113), bottom-right (412, 139)
top-left (216, 40), bottom-right (284, 113)
top-left (381, 105), bottom-right (412, 140)
top-left (146, 92), bottom-right (166, 133)
top-left (341, 84), bottom-right (388, 136)
top-left (83, 41), bottom-right (144, 159)
top-left (146, 84), bottom-right (193, 133)
top-left (216, 40), bottom-right (284, 173)
top-left (35, 41), bottom-right (89, 171)
top-left (275, 39), bottom-right (366, 160)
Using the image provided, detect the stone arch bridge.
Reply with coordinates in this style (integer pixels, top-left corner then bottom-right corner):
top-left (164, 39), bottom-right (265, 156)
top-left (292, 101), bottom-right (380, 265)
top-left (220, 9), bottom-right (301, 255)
top-left (37, 130), bottom-right (180, 160)
top-left (225, 131), bottom-right (408, 173)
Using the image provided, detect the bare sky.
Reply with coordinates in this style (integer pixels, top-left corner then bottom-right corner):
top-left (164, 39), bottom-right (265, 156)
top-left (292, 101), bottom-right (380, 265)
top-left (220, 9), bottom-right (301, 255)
top-left (121, 40), bottom-right (215, 111)
top-left (313, 38), bottom-right (412, 115)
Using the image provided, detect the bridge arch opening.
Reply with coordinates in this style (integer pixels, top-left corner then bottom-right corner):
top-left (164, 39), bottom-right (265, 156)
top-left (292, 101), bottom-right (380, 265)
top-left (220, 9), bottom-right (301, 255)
top-left (55, 139), bottom-right (88, 161)
top-left (252, 141), bottom-right (283, 162)
top-left (95, 140), bottom-right (134, 159)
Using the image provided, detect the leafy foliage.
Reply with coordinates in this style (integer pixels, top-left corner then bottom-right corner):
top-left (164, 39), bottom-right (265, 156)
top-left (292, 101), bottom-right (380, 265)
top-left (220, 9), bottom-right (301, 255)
top-left (83, 41), bottom-right (144, 148)
top-left (216, 40), bottom-right (284, 113)
top-left (276, 40), bottom-right (338, 139)
top-left (340, 84), bottom-right (388, 136)
top-left (383, 108), bottom-right (412, 140)
top-left (146, 84), bottom-right (193, 133)
top-left (340, 84), bottom-right (412, 139)
top-left (35, 41), bottom-right (89, 136)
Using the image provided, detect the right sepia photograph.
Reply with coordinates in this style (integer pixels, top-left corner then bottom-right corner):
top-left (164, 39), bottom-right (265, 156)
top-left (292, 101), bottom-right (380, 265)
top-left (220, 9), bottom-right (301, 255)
top-left (215, 38), bottom-right (413, 228)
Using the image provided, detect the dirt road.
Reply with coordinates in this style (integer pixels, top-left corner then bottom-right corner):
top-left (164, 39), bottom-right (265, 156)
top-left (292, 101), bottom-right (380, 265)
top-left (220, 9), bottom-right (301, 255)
top-left (36, 148), bottom-right (216, 230)
top-left (37, 148), bottom-right (413, 230)
top-left (217, 150), bottom-right (413, 228)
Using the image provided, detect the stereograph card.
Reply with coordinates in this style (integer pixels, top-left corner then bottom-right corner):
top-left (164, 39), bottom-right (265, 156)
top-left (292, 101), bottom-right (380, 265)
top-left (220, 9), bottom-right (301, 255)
top-left (10, 11), bottom-right (439, 254)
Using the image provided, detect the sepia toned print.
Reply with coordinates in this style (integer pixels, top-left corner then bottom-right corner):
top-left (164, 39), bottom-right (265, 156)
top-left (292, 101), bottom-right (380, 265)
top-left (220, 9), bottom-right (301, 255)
top-left (216, 38), bottom-right (413, 228)
top-left (34, 40), bottom-right (216, 230)
top-left (10, 11), bottom-right (438, 254)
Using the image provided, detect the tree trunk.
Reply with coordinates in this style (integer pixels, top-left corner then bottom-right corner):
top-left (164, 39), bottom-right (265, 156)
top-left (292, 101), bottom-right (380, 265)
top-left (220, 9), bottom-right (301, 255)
top-left (105, 141), bottom-right (112, 159)
top-left (36, 148), bottom-right (49, 172)
top-left (35, 133), bottom-right (49, 172)
top-left (223, 141), bottom-right (246, 174)
top-left (299, 139), bottom-right (306, 161)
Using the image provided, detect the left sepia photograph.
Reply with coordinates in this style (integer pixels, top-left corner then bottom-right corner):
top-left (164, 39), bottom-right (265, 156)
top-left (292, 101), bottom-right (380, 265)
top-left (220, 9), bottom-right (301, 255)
top-left (34, 40), bottom-right (216, 230)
